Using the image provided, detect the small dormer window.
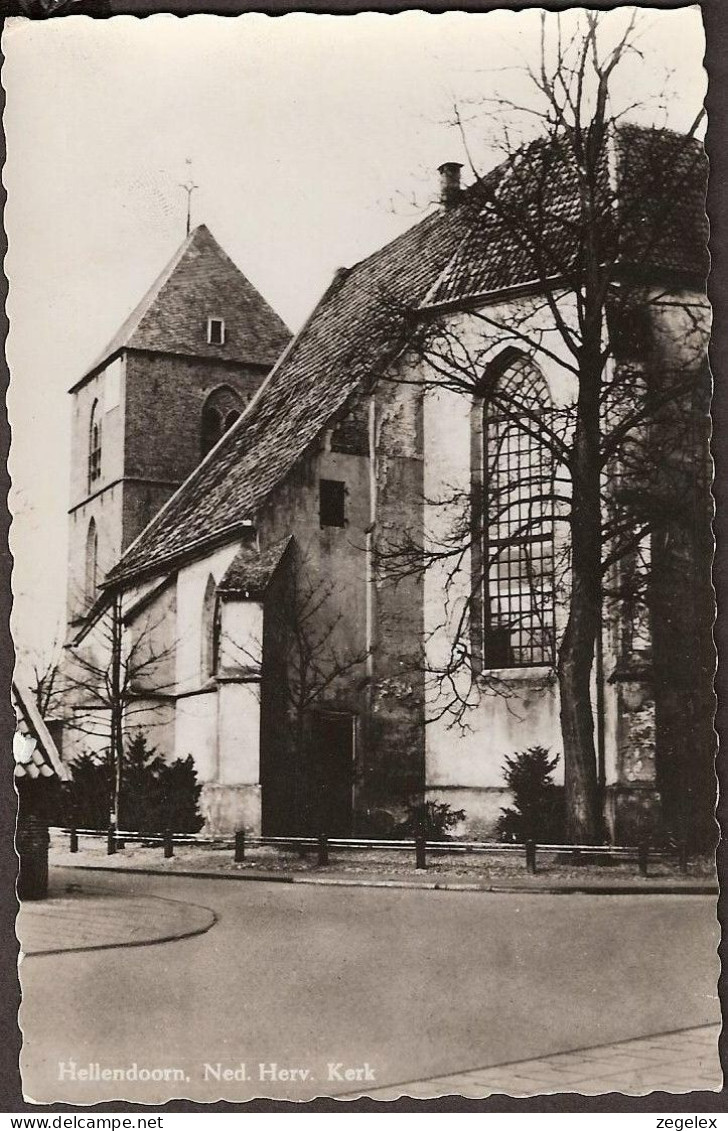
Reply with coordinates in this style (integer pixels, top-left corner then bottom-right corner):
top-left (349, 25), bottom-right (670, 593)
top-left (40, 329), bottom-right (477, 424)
top-left (207, 317), bottom-right (225, 346)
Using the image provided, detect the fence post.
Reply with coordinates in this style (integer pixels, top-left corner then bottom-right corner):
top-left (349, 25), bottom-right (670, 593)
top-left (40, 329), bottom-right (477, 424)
top-left (415, 834), bottom-right (427, 870)
top-left (107, 827), bottom-right (116, 856)
top-left (638, 839), bottom-right (649, 877)
top-left (69, 828), bottom-right (78, 854)
top-left (317, 834), bottom-right (329, 867)
top-left (678, 840), bottom-right (689, 875)
top-left (525, 839), bottom-right (537, 875)
top-left (163, 829), bottom-right (174, 859)
top-left (234, 829), bottom-right (246, 863)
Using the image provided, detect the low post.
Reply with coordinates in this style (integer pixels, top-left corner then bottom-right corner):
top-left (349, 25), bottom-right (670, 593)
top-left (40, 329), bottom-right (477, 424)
top-left (678, 840), bottom-right (689, 876)
top-left (163, 828), bottom-right (174, 859)
top-left (638, 839), bottom-right (649, 878)
top-left (69, 828), bottom-right (79, 854)
top-left (415, 834), bottom-right (427, 871)
top-left (234, 829), bottom-right (246, 863)
top-left (317, 834), bottom-right (329, 867)
top-left (525, 839), bottom-right (537, 875)
top-left (107, 827), bottom-right (116, 856)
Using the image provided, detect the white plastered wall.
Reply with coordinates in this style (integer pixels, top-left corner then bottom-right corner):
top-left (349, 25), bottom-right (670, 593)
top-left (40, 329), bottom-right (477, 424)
top-left (173, 541), bottom-right (241, 780)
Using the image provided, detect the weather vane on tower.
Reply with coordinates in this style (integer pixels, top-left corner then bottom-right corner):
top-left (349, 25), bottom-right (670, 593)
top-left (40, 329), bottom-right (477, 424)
top-left (179, 158), bottom-right (198, 237)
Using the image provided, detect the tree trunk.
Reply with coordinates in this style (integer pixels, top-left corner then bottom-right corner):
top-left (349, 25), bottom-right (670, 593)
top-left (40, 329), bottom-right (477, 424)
top-left (558, 331), bottom-right (603, 843)
top-left (292, 709), bottom-right (306, 837)
top-left (109, 595), bottom-right (123, 832)
top-left (558, 593), bottom-right (601, 843)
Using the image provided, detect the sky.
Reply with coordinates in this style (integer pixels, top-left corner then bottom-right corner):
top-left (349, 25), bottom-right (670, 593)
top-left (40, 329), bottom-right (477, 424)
top-left (4, 6), bottom-right (707, 664)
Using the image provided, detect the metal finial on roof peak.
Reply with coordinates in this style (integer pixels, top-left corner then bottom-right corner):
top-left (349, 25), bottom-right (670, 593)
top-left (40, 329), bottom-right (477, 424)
top-left (180, 159), bottom-right (198, 237)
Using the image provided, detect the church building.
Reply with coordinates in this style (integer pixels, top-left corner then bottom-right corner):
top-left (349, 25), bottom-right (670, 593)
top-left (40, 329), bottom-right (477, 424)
top-left (64, 126), bottom-right (713, 846)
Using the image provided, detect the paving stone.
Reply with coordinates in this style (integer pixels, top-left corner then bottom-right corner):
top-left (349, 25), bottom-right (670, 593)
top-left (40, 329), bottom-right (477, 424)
top-left (363, 1025), bottom-right (721, 1099)
top-left (17, 891), bottom-right (215, 954)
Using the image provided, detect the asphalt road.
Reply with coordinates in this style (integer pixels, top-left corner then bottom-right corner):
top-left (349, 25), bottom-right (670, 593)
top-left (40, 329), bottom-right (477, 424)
top-left (20, 869), bottom-right (720, 1103)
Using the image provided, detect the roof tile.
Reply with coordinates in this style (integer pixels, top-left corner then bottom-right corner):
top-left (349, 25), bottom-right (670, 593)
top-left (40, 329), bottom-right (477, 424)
top-left (107, 126), bottom-right (707, 587)
top-left (217, 537), bottom-right (293, 597)
top-left (81, 224), bottom-right (291, 380)
top-left (108, 203), bottom-right (472, 584)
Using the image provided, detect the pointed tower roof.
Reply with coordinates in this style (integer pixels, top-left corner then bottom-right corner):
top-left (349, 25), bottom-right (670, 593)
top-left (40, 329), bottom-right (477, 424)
top-left (77, 224), bottom-right (291, 386)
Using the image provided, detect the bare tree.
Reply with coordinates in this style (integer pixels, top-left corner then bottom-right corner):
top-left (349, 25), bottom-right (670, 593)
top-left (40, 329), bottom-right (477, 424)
top-left (378, 11), bottom-right (709, 841)
top-left (62, 591), bottom-right (177, 834)
top-left (26, 632), bottom-right (66, 719)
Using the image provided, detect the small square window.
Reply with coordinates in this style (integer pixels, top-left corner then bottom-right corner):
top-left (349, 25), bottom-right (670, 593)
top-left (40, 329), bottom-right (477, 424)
top-left (320, 479), bottom-right (346, 528)
top-left (207, 318), bottom-right (225, 346)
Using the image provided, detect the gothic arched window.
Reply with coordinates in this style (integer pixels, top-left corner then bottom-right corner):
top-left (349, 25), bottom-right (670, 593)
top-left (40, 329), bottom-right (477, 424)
top-left (200, 387), bottom-right (244, 458)
top-left (201, 574), bottom-right (220, 680)
top-left (88, 400), bottom-right (102, 490)
top-left (85, 518), bottom-right (98, 604)
top-left (481, 355), bottom-right (555, 668)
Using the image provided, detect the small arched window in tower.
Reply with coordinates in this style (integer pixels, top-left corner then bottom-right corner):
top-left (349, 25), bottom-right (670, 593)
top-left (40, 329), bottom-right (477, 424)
top-left (481, 355), bottom-right (555, 668)
top-left (88, 400), bottom-right (102, 490)
top-left (85, 518), bottom-right (98, 604)
top-left (200, 387), bottom-right (244, 458)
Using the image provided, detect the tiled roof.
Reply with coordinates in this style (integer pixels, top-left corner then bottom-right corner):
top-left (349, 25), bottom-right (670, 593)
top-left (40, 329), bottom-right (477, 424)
top-left (107, 203), bottom-right (473, 585)
top-left (14, 734), bottom-right (58, 781)
top-left (427, 141), bottom-right (582, 305)
top-left (613, 125), bottom-right (708, 280)
top-left (427, 125), bottom-right (707, 306)
top-left (77, 224), bottom-right (291, 383)
top-left (107, 125), bottom-right (707, 588)
top-left (217, 537), bottom-right (293, 598)
top-left (13, 681), bottom-right (69, 782)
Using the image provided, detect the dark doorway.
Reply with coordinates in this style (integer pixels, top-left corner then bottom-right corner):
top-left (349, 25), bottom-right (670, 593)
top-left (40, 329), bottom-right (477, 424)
top-left (306, 711), bottom-right (354, 836)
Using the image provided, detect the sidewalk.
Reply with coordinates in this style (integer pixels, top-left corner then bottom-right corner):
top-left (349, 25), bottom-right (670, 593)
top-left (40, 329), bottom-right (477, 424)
top-left (47, 839), bottom-right (718, 895)
top-left (17, 881), bottom-right (216, 955)
top-left (356, 1025), bottom-right (723, 1098)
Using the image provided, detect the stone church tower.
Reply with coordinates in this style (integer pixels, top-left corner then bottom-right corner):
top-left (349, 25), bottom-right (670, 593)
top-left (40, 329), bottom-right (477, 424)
top-left (66, 224), bottom-right (291, 626)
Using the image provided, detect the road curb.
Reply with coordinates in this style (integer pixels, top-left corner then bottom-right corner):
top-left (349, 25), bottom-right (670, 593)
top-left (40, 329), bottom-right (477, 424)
top-left (19, 893), bottom-right (218, 956)
top-left (50, 861), bottom-right (718, 896)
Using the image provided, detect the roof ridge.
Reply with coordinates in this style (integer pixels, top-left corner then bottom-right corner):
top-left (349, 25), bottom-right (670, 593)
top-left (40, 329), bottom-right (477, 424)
top-left (78, 225), bottom-right (205, 382)
top-left (102, 130), bottom-right (705, 591)
top-left (104, 267), bottom-right (353, 587)
top-left (74, 223), bottom-right (290, 388)
top-left (106, 198), bottom-right (475, 588)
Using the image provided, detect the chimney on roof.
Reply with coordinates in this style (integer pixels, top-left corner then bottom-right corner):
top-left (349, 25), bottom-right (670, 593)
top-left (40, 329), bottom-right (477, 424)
top-left (438, 162), bottom-right (463, 210)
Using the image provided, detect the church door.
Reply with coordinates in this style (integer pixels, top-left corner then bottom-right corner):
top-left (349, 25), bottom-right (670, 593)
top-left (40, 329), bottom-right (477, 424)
top-left (306, 711), bottom-right (355, 837)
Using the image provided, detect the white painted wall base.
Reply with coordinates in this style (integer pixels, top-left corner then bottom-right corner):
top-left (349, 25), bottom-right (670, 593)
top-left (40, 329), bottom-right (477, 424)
top-left (425, 785), bottom-right (510, 839)
top-left (200, 782), bottom-right (262, 835)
